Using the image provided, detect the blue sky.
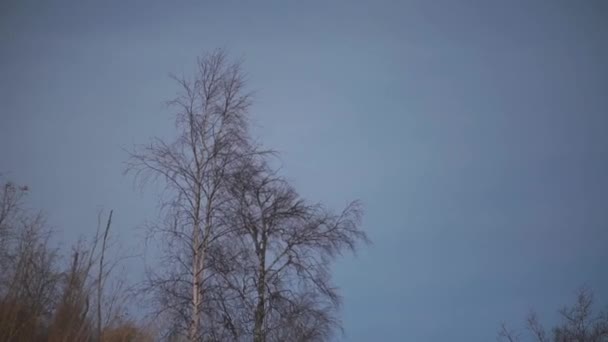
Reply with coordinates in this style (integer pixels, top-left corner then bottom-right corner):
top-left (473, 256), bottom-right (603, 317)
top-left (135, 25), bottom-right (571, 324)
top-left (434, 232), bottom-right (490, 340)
top-left (1, 1), bottom-right (607, 340)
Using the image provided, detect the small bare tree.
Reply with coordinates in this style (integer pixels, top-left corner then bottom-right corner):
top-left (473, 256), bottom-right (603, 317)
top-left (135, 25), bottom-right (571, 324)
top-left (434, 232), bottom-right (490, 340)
top-left (498, 287), bottom-right (608, 342)
top-left (0, 176), bottom-right (141, 341)
top-left (0, 179), bottom-right (60, 341)
top-left (48, 209), bottom-right (122, 342)
top-left (126, 50), bottom-right (259, 341)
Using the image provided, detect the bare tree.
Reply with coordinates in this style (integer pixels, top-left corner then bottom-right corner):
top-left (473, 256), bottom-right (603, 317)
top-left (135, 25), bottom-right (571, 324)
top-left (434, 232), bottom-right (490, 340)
top-left (498, 287), bottom-right (608, 342)
top-left (126, 50), bottom-right (259, 341)
top-left (204, 157), bottom-right (369, 341)
top-left (49, 247), bottom-right (93, 342)
top-left (0, 179), bottom-right (60, 341)
top-left (0, 174), bottom-right (145, 341)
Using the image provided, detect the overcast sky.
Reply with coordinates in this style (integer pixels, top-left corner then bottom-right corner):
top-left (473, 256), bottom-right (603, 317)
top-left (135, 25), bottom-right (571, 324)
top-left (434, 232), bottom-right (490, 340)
top-left (1, 0), bottom-right (607, 340)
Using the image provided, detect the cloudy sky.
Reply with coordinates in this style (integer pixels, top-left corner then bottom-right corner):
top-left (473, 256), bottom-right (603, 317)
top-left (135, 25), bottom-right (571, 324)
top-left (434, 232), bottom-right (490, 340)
top-left (1, 0), bottom-right (607, 340)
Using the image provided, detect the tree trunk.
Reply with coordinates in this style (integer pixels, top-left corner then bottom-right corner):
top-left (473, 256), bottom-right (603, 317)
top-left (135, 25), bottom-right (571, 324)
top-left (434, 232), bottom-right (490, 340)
top-left (253, 238), bottom-right (267, 342)
top-left (189, 220), bottom-right (201, 342)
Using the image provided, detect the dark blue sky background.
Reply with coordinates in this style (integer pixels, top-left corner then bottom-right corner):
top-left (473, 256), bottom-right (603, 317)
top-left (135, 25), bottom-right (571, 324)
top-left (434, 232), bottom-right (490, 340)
top-left (1, 1), bottom-right (607, 340)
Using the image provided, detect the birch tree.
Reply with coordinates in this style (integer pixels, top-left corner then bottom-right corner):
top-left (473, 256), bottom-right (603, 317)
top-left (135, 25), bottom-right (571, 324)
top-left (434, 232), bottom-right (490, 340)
top-left (126, 50), bottom-right (257, 341)
top-left (205, 157), bottom-right (369, 341)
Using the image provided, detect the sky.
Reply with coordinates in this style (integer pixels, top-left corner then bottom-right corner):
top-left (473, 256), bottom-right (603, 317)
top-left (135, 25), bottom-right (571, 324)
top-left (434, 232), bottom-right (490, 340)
top-left (1, 0), bottom-right (607, 340)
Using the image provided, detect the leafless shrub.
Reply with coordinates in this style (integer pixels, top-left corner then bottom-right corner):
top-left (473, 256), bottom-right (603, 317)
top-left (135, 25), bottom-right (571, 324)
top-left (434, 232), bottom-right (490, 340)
top-left (0, 179), bottom-right (60, 341)
top-left (0, 177), bottom-right (140, 341)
